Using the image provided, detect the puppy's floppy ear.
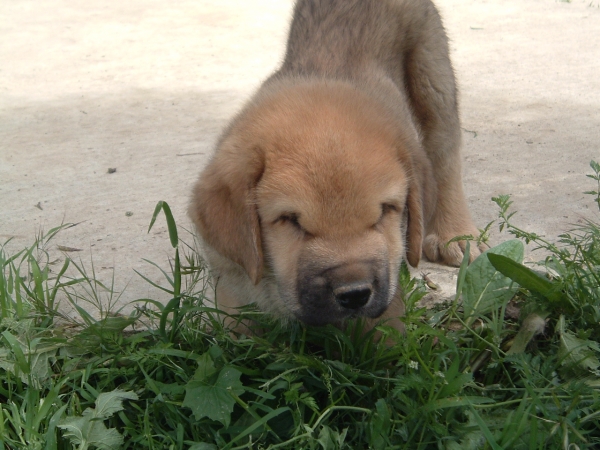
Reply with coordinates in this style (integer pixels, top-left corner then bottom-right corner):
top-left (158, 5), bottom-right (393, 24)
top-left (405, 177), bottom-right (424, 268)
top-left (398, 145), bottom-right (435, 268)
top-left (189, 134), bottom-right (265, 284)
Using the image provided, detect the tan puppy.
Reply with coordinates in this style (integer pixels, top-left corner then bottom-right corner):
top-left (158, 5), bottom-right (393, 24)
top-left (189, 0), bottom-right (484, 332)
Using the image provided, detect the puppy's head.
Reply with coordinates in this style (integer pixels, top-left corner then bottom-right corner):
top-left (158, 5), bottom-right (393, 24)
top-left (190, 79), bottom-right (432, 326)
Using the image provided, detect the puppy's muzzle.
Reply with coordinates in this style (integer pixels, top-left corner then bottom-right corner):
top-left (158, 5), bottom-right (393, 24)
top-left (334, 283), bottom-right (372, 310)
top-left (295, 260), bottom-right (389, 326)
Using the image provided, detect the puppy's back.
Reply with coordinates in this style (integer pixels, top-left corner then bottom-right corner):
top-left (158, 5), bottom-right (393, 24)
top-left (279, 0), bottom-right (443, 80)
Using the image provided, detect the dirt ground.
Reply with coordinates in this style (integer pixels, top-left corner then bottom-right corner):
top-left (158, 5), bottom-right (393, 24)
top-left (1, 0), bottom-right (599, 315)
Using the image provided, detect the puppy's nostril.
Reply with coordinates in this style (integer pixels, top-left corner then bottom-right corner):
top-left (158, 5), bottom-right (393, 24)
top-left (334, 286), bottom-right (371, 309)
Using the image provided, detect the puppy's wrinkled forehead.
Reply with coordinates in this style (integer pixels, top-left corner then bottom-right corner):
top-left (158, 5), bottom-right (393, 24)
top-left (252, 82), bottom-right (409, 234)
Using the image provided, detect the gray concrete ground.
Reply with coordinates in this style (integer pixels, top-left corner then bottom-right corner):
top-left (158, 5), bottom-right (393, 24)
top-left (1, 0), bottom-right (599, 314)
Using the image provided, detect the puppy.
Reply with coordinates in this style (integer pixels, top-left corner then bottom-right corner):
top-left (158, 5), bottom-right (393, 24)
top-left (189, 0), bottom-right (484, 333)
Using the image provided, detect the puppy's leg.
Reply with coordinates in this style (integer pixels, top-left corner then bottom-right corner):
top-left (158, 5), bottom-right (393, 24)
top-left (404, 11), bottom-right (485, 266)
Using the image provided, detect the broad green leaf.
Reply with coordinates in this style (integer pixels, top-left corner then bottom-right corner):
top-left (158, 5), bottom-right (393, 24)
top-left (462, 240), bottom-right (524, 325)
top-left (368, 399), bottom-right (391, 449)
top-left (317, 425), bottom-right (338, 450)
top-left (318, 425), bottom-right (348, 450)
top-left (183, 366), bottom-right (245, 426)
top-left (59, 413), bottom-right (123, 450)
top-left (94, 390), bottom-right (139, 419)
top-left (487, 253), bottom-right (561, 302)
top-left (193, 351), bottom-right (219, 382)
top-left (557, 316), bottom-right (600, 375)
top-left (58, 415), bottom-right (89, 447)
top-left (58, 389), bottom-right (138, 450)
top-left (86, 426), bottom-right (124, 450)
top-left (0, 333), bottom-right (59, 388)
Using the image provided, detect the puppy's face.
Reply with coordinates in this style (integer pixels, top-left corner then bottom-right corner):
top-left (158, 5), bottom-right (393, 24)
top-left (256, 125), bottom-right (408, 325)
top-left (191, 80), bottom-right (425, 326)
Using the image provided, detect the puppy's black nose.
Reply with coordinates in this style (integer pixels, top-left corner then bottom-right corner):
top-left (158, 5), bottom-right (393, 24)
top-left (334, 285), bottom-right (371, 309)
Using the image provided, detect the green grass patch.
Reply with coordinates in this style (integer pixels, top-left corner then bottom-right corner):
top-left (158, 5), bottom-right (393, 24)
top-left (1, 161), bottom-right (600, 449)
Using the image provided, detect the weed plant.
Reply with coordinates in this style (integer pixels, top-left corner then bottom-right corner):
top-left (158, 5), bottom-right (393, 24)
top-left (1, 163), bottom-right (599, 449)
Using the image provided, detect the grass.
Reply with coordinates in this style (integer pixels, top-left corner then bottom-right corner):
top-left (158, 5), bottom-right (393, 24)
top-left (1, 161), bottom-right (599, 449)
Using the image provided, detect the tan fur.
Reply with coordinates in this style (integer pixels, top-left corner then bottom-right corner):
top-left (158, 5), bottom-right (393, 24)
top-left (189, 0), bottom-right (484, 333)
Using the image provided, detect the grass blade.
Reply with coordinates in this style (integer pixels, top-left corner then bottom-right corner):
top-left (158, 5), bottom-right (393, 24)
top-left (148, 201), bottom-right (179, 248)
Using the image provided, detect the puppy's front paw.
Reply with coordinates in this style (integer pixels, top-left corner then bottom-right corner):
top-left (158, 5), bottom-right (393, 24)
top-left (423, 232), bottom-right (487, 267)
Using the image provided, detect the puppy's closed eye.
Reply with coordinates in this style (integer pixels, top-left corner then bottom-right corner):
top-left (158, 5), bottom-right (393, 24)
top-left (276, 213), bottom-right (316, 239)
top-left (276, 213), bottom-right (302, 229)
top-left (381, 203), bottom-right (400, 215)
top-left (371, 203), bottom-right (401, 230)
